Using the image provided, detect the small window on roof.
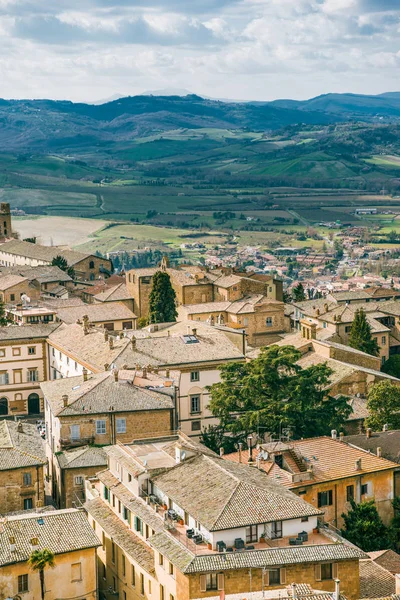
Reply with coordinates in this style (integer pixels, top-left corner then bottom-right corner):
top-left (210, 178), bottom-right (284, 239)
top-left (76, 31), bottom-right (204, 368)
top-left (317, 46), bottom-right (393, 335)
top-left (182, 335), bottom-right (199, 344)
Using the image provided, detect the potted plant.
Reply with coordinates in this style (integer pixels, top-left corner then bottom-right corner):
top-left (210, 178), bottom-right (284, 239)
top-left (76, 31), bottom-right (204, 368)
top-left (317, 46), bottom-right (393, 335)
top-left (207, 542), bottom-right (212, 550)
top-left (259, 535), bottom-right (266, 543)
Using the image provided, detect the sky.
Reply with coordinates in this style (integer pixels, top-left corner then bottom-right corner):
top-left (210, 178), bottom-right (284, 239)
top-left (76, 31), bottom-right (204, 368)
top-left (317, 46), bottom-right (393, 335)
top-left (0, 0), bottom-right (399, 102)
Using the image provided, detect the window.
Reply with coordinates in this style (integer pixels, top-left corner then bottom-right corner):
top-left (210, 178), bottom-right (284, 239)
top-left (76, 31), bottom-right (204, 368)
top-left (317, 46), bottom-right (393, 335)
top-left (52, 347), bottom-right (55, 357)
top-left (28, 346), bottom-right (36, 355)
top-left (122, 554), bottom-right (126, 577)
top-left (321, 563), bottom-right (333, 580)
top-left (135, 516), bottom-right (143, 533)
top-left (266, 317), bottom-right (273, 327)
top-left (361, 483), bottom-right (370, 496)
top-left (190, 394), bottom-right (201, 414)
top-left (246, 524), bottom-right (258, 543)
top-left (102, 531), bottom-right (106, 550)
top-left (71, 563), bottom-right (82, 582)
top-left (0, 371), bottom-right (9, 384)
top-left (118, 500), bottom-right (121, 513)
top-left (116, 418), bottom-right (126, 434)
top-left (24, 498), bottom-right (33, 510)
top-left (149, 581), bottom-right (152, 594)
top-left (190, 371), bottom-right (200, 382)
top-left (10, 293), bottom-right (15, 301)
top-left (0, 348), bottom-right (5, 357)
top-left (345, 325), bottom-right (352, 333)
top-left (96, 420), bottom-right (106, 435)
top-left (140, 573), bottom-right (145, 595)
top-left (70, 425), bottom-right (80, 441)
top-left (23, 472), bottom-right (32, 486)
top-left (382, 336), bottom-right (387, 345)
top-left (269, 569), bottom-right (281, 585)
top-left (346, 485), bottom-right (354, 502)
top-left (131, 565), bottom-right (136, 586)
top-left (18, 574), bottom-right (29, 593)
top-left (191, 420), bottom-right (201, 432)
top-left (75, 361), bottom-right (78, 370)
top-left (271, 521), bottom-right (282, 539)
top-left (159, 553), bottom-right (164, 567)
top-left (102, 563), bottom-right (106, 579)
top-left (111, 542), bottom-right (116, 563)
top-left (89, 260), bottom-right (95, 269)
top-left (169, 562), bottom-right (174, 576)
top-left (123, 592), bottom-right (127, 600)
top-left (318, 490), bottom-right (333, 507)
top-left (160, 584), bottom-right (164, 600)
top-left (12, 347), bottom-right (21, 356)
top-left (75, 476), bottom-right (84, 486)
top-left (206, 574), bottom-right (218, 591)
top-left (66, 357), bottom-right (69, 365)
top-left (28, 369), bottom-right (39, 382)
top-left (301, 516), bottom-right (309, 522)
top-left (103, 487), bottom-right (109, 501)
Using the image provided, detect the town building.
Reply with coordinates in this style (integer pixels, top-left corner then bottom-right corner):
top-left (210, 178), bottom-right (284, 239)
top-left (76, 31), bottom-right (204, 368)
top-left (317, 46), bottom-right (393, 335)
top-left (41, 370), bottom-right (175, 505)
top-left (55, 301), bottom-right (137, 331)
top-left (0, 274), bottom-right (39, 304)
top-left (224, 434), bottom-right (400, 528)
top-left (94, 282), bottom-right (135, 312)
top-left (0, 202), bottom-right (13, 241)
top-left (0, 264), bottom-right (74, 299)
top-left (0, 509), bottom-right (100, 600)
top-left (0, 420), bottom-right (47, 513)
top-left (0, 323), bottom-right (59, 416)
top-left (6, 303), bottom-right (57, 326)
top-left (85, 434), bottom-right (364, 600)
top-left (0, 239), bottom-right (112, 281)
top-left (344, 429), bottom-right (400, 463)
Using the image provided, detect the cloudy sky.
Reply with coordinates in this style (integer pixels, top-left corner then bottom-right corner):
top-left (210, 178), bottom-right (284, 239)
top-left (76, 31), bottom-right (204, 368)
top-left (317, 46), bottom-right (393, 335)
top-left (0, 0), bottom-right (399, 102)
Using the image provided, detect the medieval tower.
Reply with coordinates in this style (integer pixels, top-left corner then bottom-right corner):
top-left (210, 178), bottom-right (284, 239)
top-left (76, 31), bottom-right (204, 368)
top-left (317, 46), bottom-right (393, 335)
top-left (0, 203), bottom-right (12, 241)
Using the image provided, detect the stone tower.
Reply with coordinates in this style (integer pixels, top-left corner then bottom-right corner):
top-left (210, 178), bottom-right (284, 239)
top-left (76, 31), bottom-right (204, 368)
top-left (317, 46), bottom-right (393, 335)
top-left (0, 203), bottom-right (12, 241)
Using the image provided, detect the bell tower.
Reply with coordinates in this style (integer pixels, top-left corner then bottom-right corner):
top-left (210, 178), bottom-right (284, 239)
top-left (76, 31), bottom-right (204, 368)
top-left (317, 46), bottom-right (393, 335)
top-left (0, 203), bottom-right (12, 241)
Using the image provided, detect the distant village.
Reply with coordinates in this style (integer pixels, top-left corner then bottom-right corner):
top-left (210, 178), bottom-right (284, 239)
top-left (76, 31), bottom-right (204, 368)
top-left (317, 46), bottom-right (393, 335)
top-left (1, 201), bottom-right (400, 600)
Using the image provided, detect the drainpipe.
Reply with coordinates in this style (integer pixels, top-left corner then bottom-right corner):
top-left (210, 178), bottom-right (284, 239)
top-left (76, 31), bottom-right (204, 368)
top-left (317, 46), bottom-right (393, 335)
top-left (334, 483), bottom-right (338, 528)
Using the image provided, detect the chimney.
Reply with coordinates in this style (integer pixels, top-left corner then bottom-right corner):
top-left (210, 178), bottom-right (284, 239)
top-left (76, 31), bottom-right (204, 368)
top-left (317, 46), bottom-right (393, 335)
top-left (339, 432), bottom-right (344, 442)
top-left (377, 447), bottom-right (382, 458)
top-left (366, 428), bottom-right (372, 439)
top-left (192, 328), bottom-right (197, 336)
top-left (131, 337), bottom-right (136, 350)
top-left (82, 368), bottom-right (88, 382)
top-left (219, 447), bottom-right (224, 457)
top-left (30, 537), bottom-right (39, 550)
top-left (142, 367), bottom-right (147, 379)
top-left (113, 370), bottom-right (119, 382)
top-left (247, 435), bottom-right (254, 464)
top-left (334, 579), bottom-right (340, 600)
top-left (355, 458), bottom-right (362, 471)
top-left (238, 442), bottom-right (243, 463)
top-left (331, 429), bottom-right (337, 440)
top-left (17, 421), bottom-right (23, 433)
top-left (291, 583), bottom-right (298, 599)
top-left (62, 394), bottom-right (68, 407)
top-left (9, 536), bottom-right (16, 552)
top-left (109, 337), bottom-right (114, 350)
top-left (187, 325), bottom-right (191, 335)
top-left (104, 329), bottom-right (109, 342)
top-left (104, 363), bottom-right (110, 371)
top-left (383, 424), bottom-right (389, 432)
top-left (166, 369), bottom-right (170, 378)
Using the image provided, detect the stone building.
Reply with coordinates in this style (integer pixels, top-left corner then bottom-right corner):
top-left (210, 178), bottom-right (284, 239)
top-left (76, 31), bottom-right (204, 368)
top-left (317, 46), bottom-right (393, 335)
top-left (126, 262), bottom-right (283, 320)
top-left (0, 202), bottom-right (12, 241)
top-left (0, 239), bottom-right (112, 282)
top-left (55, 301), bottom-right (137, 331)
top-left (85, 434), bottom-right (364, 600)
top-left (224, 434), bottom-right (400, 528)
top-left (41, 370), bottom-right (175, 506)
top-left (0, 323), bottom-right (59, 417)
top-left (0, 264), bottom-right (74, 298)
top-left (0, 420), bottom-right (46, 513)
top-left (0, 274), bottom-right (40, 304)
top-left (0, 509), bottom-right (100, 600)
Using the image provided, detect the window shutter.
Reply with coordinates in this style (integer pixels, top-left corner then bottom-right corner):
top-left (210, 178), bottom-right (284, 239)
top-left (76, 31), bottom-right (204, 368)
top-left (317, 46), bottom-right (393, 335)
top-left (332, 563), bottom-right (338, 579)
top-left (280, 568), bottom-right (286, 585)
top-left (200, 575), bottom-right (207, 593)
top-left (217, 574), bottom-right (224, 591)
top-left (315, 564), bottom-right (322, 581)
top-left (317, 492), bottom-right (322, 508)
top-left (264, 570), bottom-right (270, 587)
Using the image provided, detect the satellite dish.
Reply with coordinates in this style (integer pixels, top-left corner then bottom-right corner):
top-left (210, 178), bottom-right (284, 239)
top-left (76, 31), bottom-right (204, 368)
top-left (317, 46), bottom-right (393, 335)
top-left (21, 294), bottom-right (30, 306)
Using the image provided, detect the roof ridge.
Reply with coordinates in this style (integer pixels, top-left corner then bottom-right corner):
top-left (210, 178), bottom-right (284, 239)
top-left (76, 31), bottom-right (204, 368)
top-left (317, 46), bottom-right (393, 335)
top-left (59, 372), bottom-right (111, 414)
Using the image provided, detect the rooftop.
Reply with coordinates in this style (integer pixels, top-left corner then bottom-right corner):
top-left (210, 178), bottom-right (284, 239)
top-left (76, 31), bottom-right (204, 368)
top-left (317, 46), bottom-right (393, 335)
top-left (368, 549), bottom-right (400, 576)
top-left (0, 509), bottom-right (100, 566)
top-left (0, 420), bottom-right (47, 470)
top-left (0, 274), bottom-right (28, 290)
top-left (0, 239), bottom-right (98, 266)
top-left (56, 302), bottom-right (137, 324)
top-left (0, 323), bottom-right (59, 341)
top-left (359, 559), bottom-right (396, 599)
top-left (94, 283), bottom-right (133, 303)
top-left (344, 430), bottom-right (400, 464)
top-left (57, 445), bottom-right (108, 470)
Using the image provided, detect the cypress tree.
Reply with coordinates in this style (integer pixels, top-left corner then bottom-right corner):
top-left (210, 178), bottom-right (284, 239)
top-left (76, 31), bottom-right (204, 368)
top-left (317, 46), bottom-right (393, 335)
top-left (0, 298), bottom-right (8, 326)
top-left (348, 308), bottom-right (380, 356)
top-left (148, 271), bottom-right (177, 324)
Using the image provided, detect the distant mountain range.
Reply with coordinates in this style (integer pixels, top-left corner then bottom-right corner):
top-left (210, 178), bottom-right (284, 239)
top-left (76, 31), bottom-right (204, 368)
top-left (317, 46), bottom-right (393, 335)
top-left (1, 91), bottom-right (400, 153)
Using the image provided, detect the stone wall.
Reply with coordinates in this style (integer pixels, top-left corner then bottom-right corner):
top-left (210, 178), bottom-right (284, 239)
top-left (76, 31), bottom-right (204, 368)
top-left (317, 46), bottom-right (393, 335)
top-left (0, 464), bottom-right (44, 514)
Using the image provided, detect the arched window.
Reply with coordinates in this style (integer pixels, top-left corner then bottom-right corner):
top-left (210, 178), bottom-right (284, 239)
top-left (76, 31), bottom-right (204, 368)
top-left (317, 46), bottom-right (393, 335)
top-left (28, 393), bottom-right (40, 415)
top-left (89, 260), bottom-right (95, 269)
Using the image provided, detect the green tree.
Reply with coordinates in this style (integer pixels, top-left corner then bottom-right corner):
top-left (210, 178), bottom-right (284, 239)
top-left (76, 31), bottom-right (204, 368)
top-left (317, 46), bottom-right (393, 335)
top-left (366, 380), bottom-right (400, 431)
top-left (389, 497), bottom-right (400, 552)
top-left (341, 499), bottom-right (390, 551)
top-left (28, 548), bottom-right (55, 600)
top-left (334, 239), bottom-right (344, 259)
top-left (381, 355), bottom-right (400, 379)
top-left (51, 255), bottom-right (75, 279)
top-left (200, 425), bottom-right (245, 455)
top-left (148, 271), bottom-right (177, 324)
top-left (348, 308), bottom-right (380, 356)
top-left (0, 298), bottom-right (8, 326)
top-left (292, 283), bottom-right (306, 302)
top-left (207, 345), bottom-right (351, 441)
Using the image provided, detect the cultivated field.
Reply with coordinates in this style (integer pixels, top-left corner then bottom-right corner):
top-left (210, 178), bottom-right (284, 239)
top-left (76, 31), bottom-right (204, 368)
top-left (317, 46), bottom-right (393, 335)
top-left (13, 216), bottom-right (106, 247)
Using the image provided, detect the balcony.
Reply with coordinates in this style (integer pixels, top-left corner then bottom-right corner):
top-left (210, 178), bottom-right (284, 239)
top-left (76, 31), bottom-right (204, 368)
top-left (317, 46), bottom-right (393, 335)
top-left (60, 436), bottom-right (95, 449)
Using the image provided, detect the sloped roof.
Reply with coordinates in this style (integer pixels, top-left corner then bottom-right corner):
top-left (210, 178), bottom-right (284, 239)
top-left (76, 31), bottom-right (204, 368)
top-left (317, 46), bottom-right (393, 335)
top-left (57, 445), bottom-right (107, 470)
top-left (344, 430), bottom-right (400, 464)
top-left (41, 372), bottom-right (174, 417)
top-left (0, 420), bottom-right (47, 470)
top-left (86, 497), bottom-right (155, 574)
top-left (368, 549), bottom-right (400, 575)
top-left (0, 239), bottom-right (98, 266)
top-left (151, 454), bottom-right (322, 532)
top-left (94, 283), bottom-right (133, 303)
top-left (0, 323), bottom-right (59, 341)
top-left (0, 274), bottom-right (28, 290)
top-left (56, 302), bottom-right (136, 324)
top-left (0, 509), bottom-right (100, 566)
top-left (359, 559), bottom-right (396, 599)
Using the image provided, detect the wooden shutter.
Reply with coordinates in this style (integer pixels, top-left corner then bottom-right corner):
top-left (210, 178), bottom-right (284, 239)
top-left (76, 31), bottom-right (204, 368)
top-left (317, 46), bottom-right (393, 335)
top-left (280, 568), bottom-right (286, 585)
top-left (315, 564), bottom-right (322, 581)
top-left (264, 569), bottom-right (270, 587)
top-left (200, 575), bottom-right (207, 593)
top-left (332, 563), bottom-right (338, 579)
top-left (217, 574), bottom-right (224, 591)
top-left (317, 492), bottom-right (322, 508)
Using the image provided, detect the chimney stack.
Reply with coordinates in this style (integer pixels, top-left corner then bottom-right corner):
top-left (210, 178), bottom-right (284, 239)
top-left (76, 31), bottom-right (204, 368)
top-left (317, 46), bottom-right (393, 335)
top-left (131, 338), bottom-right (136, 350)
top-left (383, 424), bottom-right (389, 432)
top-left (331, 430), bottom-right (337, 440)
top-left (104, 329), bottom-right (109, 342)
top-left (366, 428), bottom-right (372, 439)
top-left (9, 536), bottom-right (16, 552)
top-left (219, 447), bottom-right (224, 457)
top-left (339, 432), bottom-right (344, 442)
top-left (334, 579), bottom-right (340, 600)
top-left (291, 584), bottom-right (298, 599)
top-left (192, 328), bottom-right (197, 336)
top-left (247, 435), bottom-right (254, 464)
top-left (142, 367), bottom-right (147, 379)
top-left (166, 369), bottom-right (170, 378)
top-left (17, 421), bottom-right (23, 433)
top-left (377, 447), bottom-right (382, 458)
top-left (82, 368), bottom-right (88, 382)
top-left (238, 442), bottom-right (243, 463)
top-left (62, 394), bottom-right (68, 407)
top-left (104, 363), bottom-right (110, 371)
top-left (355, 458), bottom-right (362, 471)
top-left (113, 370), bottom-right (119, 382)
top-left (109, 337), bottom-right (114, 350)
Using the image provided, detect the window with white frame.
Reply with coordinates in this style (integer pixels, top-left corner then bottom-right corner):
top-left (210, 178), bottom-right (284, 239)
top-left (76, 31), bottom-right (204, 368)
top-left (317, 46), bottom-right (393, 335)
top-left (266, 317), bottom-right (273, 327)
top-left (190, 395), bottom-right (201, 414)
top-left (70, 425), bottom-right (80, 441)
top-left (116, 418), bottom-right (126, 433)
top-left (75, 476), bottom-right (84, 486)
top-left (96, 420), bottom-right (106, 435)
top-left (190, 371), bottom-right (200, 382)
